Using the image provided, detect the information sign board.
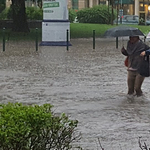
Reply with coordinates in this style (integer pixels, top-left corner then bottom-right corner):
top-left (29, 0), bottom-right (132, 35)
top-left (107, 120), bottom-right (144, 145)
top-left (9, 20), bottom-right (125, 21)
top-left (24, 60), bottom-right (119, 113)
top-left (43, 0), bottom-right (68, 20)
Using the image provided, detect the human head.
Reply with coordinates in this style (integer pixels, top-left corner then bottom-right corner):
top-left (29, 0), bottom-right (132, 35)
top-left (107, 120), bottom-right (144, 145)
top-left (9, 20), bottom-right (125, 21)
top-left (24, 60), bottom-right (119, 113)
top-left (129, 36), bottom-right (139, 44)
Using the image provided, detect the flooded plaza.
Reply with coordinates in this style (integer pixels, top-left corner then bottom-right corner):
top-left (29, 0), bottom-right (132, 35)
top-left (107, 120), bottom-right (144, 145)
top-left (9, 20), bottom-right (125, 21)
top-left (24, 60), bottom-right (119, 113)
top-left (0, 38), bottom-right (150, 150)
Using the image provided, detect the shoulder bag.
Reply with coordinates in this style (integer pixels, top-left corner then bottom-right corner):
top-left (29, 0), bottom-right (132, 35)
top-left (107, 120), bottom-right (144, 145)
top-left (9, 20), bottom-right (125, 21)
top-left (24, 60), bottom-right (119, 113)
top-left (138, 56), bottom-right (150, 77)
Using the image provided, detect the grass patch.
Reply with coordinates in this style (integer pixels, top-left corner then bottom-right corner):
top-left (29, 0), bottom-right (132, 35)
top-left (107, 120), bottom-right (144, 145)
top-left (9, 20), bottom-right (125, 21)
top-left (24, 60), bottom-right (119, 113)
top-left (70, 23), bottom-right (114, 38)
top-left (128, 24), bottom-right (150, 35)
top-left (70, 23), bottom-right (150, 38)
top-left (0, 24), bottom-right (150, 41)
top-left (0, 28), bottom-right (42, 41)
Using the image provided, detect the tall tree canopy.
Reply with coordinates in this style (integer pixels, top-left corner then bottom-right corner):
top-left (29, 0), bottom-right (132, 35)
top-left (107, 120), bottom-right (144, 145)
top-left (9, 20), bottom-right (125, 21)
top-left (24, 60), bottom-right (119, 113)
top-left (11, 0), bottom-right (30, 32)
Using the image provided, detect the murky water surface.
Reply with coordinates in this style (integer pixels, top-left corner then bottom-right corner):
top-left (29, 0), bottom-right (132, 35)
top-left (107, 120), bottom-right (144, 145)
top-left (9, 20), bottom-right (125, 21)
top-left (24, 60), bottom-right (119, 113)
top-left (0, 38), bottom-right (150, 150)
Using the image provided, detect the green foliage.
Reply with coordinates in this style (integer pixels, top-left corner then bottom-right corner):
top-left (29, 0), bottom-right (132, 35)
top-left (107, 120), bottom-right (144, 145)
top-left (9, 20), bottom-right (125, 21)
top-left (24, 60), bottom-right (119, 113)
top-left (0, 8), bottom-right (12, 20)
top-left (0, 7), bottom-right (43, 20)
top-left (76, 5), bottom-right (117, 24)
top-left (0, 7), bottom-right (79, 22)
top-left (69, 9), bottom-right (77, 23)
top-left (0, 4), bottom-right (5, 13)
top-left (26, 7), bottom-right (35, 19)
top-left (0, 102), bottom-right (79, 150)
top-left (0, 7), bottom-right (75, 21)
top-left (0, 0), bottom-right (5, 13)
top-left (26, 7), bottom-right (43, 20)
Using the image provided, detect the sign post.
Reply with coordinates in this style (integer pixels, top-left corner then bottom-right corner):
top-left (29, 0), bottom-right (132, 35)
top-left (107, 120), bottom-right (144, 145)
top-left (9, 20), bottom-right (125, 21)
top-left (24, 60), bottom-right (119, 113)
top-left (40, 0), bottom-right (71, 46)
top-left (119, 9), bottom-right (123, 24)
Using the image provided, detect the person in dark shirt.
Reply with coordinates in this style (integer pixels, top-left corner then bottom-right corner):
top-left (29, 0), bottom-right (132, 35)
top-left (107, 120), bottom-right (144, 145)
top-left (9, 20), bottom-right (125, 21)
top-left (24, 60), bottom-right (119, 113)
top-left (121, 36), bottom-right (150, 97)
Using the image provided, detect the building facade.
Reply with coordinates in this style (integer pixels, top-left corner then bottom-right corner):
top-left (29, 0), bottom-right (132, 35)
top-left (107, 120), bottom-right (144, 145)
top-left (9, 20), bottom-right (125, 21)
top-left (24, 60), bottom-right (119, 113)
top-left (5, 0), bottom-right (150, 20)
top-left (68, 0), bottom-right (150, 21)
top-left (68, 0), bottom-right (100, 10)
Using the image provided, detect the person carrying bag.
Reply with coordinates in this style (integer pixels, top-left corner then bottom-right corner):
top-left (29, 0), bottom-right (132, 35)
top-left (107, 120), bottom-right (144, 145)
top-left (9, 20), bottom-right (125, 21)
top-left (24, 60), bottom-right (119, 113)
top-left (121, 36), bottom-right (150, 97)
top-left (139, 50), bottom-right (150, 77)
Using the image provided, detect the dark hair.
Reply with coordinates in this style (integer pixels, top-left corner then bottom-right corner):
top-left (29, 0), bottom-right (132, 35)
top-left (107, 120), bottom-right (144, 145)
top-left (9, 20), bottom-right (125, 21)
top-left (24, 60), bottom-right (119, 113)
top-left (129, 36), bottom-right (139, 39)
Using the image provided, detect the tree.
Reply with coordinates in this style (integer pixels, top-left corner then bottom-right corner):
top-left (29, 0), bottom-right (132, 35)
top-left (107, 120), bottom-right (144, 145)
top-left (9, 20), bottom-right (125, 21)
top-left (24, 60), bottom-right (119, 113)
top-left (109, 0), bottom-right (114, 25)
top-left (0, 0), bottom-right (5, 13)
top-left (11, 0), bottom-right (30, 32)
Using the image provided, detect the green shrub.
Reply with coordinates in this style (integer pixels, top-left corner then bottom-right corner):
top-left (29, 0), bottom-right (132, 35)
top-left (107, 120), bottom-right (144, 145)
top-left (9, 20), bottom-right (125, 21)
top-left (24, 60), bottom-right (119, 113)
top-left (26, 7), bottom-right (36, 20)
top-left (0, 3), bottom-right (5, 13)
top-left (69, 9), bottom-right (77, 23)
top-left (32, 9), bottom-right (43, 20)
top-left (0, 102), bottom-right (79, 150)
top-left (0, 7), bottom-right (43, 20)
top-left (26, 7), bottom-right (43, 20)
top-left (77, 5), bottom-right (117, 24)
top-left (0, 0), bottom-right (5, 13)
top-left (0, 7), bottom-right (77, 21)
top-left (0, 8), bottom-right (12, 20)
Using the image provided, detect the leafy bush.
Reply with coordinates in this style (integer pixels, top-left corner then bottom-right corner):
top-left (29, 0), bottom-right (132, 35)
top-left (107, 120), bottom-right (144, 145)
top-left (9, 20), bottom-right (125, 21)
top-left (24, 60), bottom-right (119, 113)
top-left (0, 3), bottom-right (5, 13)
top-left (0, 102), bottom-right (80, 150)
top-left (0, 7), bottom-right (12, 20)
top-left (31, 9), bottom-right (43, 20)
top-left (26, 7), bottom-right (36, 20)
top-left (77, 5), bottom-right (117, 24)
top-left (0, 7), bottom-right (75, 21)
top-left (0, 7), bottom-right (43, 20)
top-left (0, 0), bottom-right (5, 13)
top-left (0, 7), bottom-right (76, 21)
top-left (26, 7), bottom-right (43, 20)
top-left (69, 9), bottom-right (77, 23)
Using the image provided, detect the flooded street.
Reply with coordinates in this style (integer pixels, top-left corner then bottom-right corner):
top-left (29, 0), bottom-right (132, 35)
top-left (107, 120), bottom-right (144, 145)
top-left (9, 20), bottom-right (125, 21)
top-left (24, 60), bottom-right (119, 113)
top-left (0, 38), bottom-right (150, 149)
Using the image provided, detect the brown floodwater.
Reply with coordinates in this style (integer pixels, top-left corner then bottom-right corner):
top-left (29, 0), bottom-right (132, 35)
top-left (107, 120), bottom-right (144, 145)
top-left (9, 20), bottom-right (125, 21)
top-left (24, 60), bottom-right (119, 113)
top-left (0, 38), bottom-right (150, 150)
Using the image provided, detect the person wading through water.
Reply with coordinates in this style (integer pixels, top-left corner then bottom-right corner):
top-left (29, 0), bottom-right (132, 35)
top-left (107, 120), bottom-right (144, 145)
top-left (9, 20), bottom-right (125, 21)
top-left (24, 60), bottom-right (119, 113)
top-left (121, 36), bottom-right (150, 97)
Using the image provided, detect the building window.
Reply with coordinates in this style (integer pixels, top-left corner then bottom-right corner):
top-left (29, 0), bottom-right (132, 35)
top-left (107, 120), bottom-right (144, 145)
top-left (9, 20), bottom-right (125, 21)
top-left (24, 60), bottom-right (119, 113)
top-left (139, 2), bottom-right (145, 11)
top-left (72, 0), bottom-right (78, 10)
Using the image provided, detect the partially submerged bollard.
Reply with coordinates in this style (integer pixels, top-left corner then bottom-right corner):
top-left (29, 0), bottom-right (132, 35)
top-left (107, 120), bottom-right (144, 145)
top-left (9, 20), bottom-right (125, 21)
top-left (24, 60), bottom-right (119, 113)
top-left (116, 37), bottom-right (118, 49)
top-left (66, 29), bottom-right (69, 51)
top-left (3, 27), bottom-right (5, 52)
top-left (93, 30), bottom-right (95, 49)
top-left (35, 28), bottom-right (38, 51)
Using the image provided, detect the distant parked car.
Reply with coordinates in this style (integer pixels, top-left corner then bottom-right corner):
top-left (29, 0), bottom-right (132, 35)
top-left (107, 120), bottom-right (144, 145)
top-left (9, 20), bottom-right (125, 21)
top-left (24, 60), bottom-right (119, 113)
top-left (146, 19), bottom-right (150, 25)
top-left (113, 15), bottom-right (139, 25)
top-left (114, 15), bottom-right (150, 25)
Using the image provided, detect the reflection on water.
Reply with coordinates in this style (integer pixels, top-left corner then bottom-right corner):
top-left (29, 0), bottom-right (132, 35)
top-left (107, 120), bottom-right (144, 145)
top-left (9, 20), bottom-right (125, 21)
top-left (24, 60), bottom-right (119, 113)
top-left (0, 39), bottom-right (150, 149)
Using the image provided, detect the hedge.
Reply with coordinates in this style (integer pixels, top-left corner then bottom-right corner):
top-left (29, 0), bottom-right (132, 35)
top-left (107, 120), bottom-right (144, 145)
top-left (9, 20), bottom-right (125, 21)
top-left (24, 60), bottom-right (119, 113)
top-left (76, 5), bottom-right (117, 24)
top-left (0, 103), bottom-right (80, 150)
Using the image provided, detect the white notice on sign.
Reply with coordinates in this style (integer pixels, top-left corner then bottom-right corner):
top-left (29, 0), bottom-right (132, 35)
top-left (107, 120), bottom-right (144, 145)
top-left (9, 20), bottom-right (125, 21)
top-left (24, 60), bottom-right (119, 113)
top-left (43, 0), bottom-right (68, 20)
top-left (42, 22), bottom-right (70, 41)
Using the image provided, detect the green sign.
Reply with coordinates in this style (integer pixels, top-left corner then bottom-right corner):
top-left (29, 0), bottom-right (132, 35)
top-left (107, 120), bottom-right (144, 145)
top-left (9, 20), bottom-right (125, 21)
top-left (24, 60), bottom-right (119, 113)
top-left (115, 0), bottom-right (133, 4)
top-left (43, 2), bottom-right (59, 8)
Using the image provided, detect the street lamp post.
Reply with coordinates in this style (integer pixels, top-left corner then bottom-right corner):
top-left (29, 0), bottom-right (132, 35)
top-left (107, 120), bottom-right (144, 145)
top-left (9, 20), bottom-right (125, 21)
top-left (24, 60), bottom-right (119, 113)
top-left (148, 5), bottom-right (150, 20)
top-left (120, 0), bottom-right (123, 24)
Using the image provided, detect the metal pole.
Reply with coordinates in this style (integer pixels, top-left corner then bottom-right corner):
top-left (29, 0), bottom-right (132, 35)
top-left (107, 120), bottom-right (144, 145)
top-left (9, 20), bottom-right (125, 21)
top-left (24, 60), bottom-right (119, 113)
top-left (93, 30), bottom-right (95, 49)
top-left (66, 29), bottom-right (69, 51)
top-left (116, 37), bottom-right (118, 49)
top-left (3, 28), bottom-right (5, 52)
top-left (144, 35), bottom-right (146, 42)
top-left (36, 28), bottom-right (38, 51)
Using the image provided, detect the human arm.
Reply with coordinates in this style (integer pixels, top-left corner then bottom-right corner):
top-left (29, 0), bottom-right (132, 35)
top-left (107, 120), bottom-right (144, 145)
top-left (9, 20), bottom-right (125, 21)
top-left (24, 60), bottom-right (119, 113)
top-left (121, 46), bottom-right (128, 56)
top-left (140, 43), bottom-right (150, 56)
top-left (140, 49), bottom-right (150, 56)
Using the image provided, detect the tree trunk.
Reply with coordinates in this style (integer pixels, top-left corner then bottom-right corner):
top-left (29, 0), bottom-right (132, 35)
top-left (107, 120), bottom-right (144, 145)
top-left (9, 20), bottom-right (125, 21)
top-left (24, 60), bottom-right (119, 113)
top-left (111, 0), bottom-right (114, 25)
top-left (11, 0), bottom-right (30, 32)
